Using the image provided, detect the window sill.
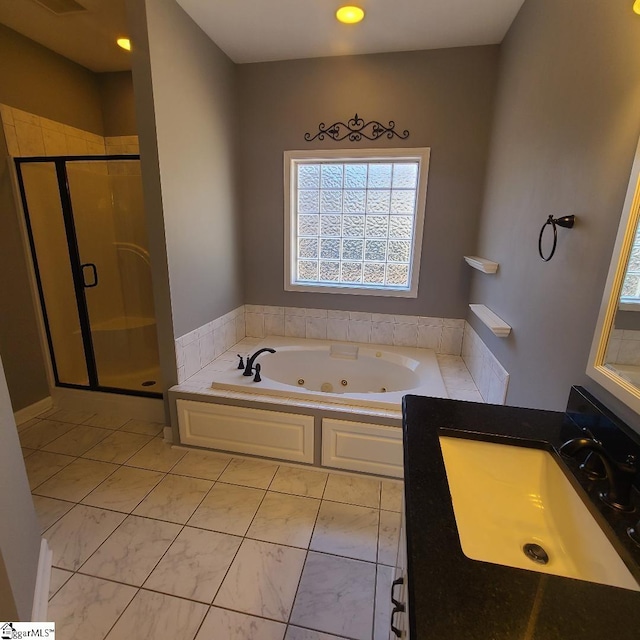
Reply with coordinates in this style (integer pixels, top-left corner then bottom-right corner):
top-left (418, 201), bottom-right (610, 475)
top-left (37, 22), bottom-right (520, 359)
top-left (285, 281), bottom-right (418, 298)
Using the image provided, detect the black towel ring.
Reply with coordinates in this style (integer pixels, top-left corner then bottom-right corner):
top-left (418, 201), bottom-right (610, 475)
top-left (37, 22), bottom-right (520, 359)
top-left (538, 215), bottom-right (575, 262)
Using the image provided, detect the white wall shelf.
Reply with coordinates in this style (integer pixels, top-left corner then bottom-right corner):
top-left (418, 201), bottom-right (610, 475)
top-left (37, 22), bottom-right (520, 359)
top-left (469, 304), bottom-right (511, 337)
top-left (464, 256), bottom-right (499, 274)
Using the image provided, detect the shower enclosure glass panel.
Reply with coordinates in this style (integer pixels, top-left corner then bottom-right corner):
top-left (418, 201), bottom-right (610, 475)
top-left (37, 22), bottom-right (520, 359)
top-left (66, 160), bottom-right (161, 394)
top-left (19, 162), bottom-right (89, 386)
top-left (15, 156), bottom-right (161, 397)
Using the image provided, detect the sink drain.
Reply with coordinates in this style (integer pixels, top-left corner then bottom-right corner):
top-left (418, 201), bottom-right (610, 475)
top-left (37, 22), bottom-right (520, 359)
top-left (523, 543), bottom-right (549, 565)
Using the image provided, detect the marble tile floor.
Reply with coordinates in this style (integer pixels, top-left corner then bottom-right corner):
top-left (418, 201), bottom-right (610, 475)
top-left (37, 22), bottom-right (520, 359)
top-left (19, 408), bottom-right (403, 640)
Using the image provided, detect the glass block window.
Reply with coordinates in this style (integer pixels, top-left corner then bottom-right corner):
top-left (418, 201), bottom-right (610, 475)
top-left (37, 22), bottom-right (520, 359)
top-left (285, 149), bottom-right (430, 297)
top-left (621, 225), bottom-right (640, 306)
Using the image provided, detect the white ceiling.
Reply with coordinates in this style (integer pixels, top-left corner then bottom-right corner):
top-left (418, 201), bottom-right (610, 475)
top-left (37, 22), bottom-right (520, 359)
top-left (176, 0), bottom-right (526, 64)
top-left (0, 0), bottom-right (130, 73)
top-left (0, 0), bottom-right (525, 72)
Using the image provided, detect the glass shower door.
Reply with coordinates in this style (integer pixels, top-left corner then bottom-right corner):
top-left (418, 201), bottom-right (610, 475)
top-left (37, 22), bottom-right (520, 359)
top-left (16, 156), bottom-right (161, 397)
top-left (66, 159), bottom-right (161, 394)
top-left (18, 161), bottom-right (91, 386)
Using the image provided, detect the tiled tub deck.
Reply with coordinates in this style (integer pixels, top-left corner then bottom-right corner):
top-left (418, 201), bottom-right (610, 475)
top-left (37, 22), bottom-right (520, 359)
top-left (169, 338), bottom-right (484, 479)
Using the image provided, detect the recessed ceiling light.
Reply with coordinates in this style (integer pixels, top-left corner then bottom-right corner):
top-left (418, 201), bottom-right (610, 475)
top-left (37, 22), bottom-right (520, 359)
top-left (117, 38), bottom-right (131, 51)
top-left (336, 5), bottom-right (365, 24)
top-left (634, 0), bottom-right (640, 14)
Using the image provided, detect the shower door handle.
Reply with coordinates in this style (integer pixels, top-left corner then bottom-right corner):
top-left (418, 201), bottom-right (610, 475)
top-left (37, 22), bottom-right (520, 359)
top-left (81, 263), bottom-right (99, 288)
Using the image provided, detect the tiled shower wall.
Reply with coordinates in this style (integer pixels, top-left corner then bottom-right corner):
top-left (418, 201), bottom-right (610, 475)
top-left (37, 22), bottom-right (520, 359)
top-left (0, 103), bottom-right (139, 158)
top-left (1, 104), bottom-right (105, 156)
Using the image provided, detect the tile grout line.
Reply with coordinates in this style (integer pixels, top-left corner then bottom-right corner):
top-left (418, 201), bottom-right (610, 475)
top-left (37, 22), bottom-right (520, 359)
top-left (36, 412), bottom-right (399, 639)
top-left (137, 455), bottom-right (237, 601)
top-left (80, 458), bottom-right (165, 511)
top-left (39, 463), bottom-right (398, 560)
top-left (87, 453), bottom-right (230, 573)
top-left (127, 457), bottom-right (274, 637)
top-left (81, 432), bottom-right (156, 465)
top-left (69, 454), bottom-right (235, 639)
top-left (185, 460), bottom-right (265, 630)
top-left (43, 433), bottom-right (143, 640)
top-left (370, 482), bottom-right (384, 640)
top-left (28, 454), bottom-right (80, 494)
top-left (124, 455), bottom-right (229, 595)
top-left (100, 585), bottom-right (142, 640)
top-left (34, 457), bottom-right (122, 505)
top-left (42, 436), bottom-right (185, 570)
top-left (284, 469), bottom-right (329, 634)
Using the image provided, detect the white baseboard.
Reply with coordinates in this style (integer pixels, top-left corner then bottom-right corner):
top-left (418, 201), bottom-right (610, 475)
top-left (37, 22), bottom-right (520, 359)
top-left (31, 539), bottom-right (52, 622)
top-left (14, 397), bottom-right (53, 425)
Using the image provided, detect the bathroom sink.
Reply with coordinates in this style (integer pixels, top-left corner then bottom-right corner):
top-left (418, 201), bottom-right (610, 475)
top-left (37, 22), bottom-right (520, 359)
top-left (439, 436), bottom-right (640, 591)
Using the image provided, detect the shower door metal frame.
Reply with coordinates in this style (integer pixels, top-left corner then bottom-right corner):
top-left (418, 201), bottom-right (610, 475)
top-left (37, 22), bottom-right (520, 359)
top-left (14, 155), bottom-right (162, 399)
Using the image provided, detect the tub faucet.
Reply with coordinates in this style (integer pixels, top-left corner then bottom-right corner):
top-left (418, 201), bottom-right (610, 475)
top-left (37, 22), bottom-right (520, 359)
top-left (243, 348), bottom-right (276, 377)
top-left (559, 437), bottom-right (637, 512)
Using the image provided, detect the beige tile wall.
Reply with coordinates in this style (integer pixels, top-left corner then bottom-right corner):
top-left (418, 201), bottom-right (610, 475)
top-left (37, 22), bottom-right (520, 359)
top-left (175, 306), bottom-right (481, 387)
top-left (175, 307), bottom-right (246, 383)
top-left (0, 104), bottom-right (140, 161)
top-left (606, 329), bottom-right (640, 366)
top-left (462, 322), bottom-right (509, 404)
top-left (1, 104), bottom-right (106, 157)
top-left (245, 305), bottom-right (465, 355)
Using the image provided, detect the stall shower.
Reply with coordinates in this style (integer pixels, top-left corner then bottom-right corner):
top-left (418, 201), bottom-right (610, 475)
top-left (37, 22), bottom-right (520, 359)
top-left (15, 155), bottom-right (161, 397)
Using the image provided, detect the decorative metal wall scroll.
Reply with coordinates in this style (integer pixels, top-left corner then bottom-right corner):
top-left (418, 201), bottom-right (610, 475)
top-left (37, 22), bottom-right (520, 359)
top-left (304, 113), bottom-right (410, 142)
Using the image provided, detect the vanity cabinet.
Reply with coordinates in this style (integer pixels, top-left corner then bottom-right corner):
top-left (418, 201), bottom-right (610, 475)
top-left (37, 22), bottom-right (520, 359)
top-left (402, 390), bottom-right (640, 640)
top-left (390, 502), bottom-right (409, 639)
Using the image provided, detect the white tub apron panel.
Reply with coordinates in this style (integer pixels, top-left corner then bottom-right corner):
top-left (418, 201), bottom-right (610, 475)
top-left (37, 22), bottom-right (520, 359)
top-left (177, 399), bottom-right (314, 463)
top-left (322, 418), bottom-right (403, 478)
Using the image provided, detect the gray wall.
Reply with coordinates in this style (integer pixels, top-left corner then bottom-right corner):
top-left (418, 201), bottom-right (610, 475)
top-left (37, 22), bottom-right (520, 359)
top-left (469, 0), bottom-right (640, 419)
top-left (127, 0), bottom-right (179, 405)
top-left (0, 23), bottom-right (104, 134)
top-left (99, 71), bottom-right (137, 137)
top-left (133, 0), bottom-right (243, 340)
top-left (238, 47), bottom-right (500, 317)
top-left (0, 26), bottom-right (141, 411)
top-left (0, 125), bottom-right (49, 411)
top-left (0, 24), bottom-right (106, 411)
top-left (0, 355), bottom-right (41, 620)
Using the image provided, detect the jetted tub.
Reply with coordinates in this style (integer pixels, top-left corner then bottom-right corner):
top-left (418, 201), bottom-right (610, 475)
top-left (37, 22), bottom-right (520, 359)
top-left (211, 336), bottom-right (448, 410)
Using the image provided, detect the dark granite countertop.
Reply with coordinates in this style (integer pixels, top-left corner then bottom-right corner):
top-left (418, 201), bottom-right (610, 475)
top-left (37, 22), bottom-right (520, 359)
top-left (402, 390), bottom-right (640, 640)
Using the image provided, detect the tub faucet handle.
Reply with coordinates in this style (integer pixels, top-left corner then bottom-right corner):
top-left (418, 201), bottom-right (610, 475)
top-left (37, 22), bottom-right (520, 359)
top-left (243, 347), bottom-right (276, 376)
top-left (253, 363), bottom-right (261, 383)
top-left (237, 354), bottom-right (245, 370)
